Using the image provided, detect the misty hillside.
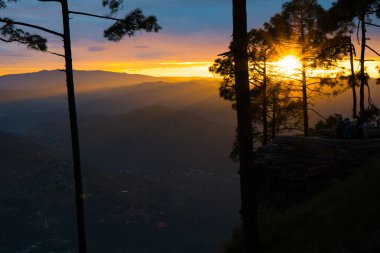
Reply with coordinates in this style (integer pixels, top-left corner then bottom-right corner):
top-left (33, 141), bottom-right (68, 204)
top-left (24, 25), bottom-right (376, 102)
top-left (76, 80), bottom-right (234, 123)
top-left (0, 71), bottom-right (235, 133)
top-left (0, 71), bottom-right (241, 253)
top-left (80, 105), bottom-right (235, 174)
top-left (3, 70), bottom-right (379, 134)
top-left (26, 105), bottom-right (236, 175)
top-left (0, 70), bottom-right (162, 91)
top-left (0, 70), bottom-right (213, 102)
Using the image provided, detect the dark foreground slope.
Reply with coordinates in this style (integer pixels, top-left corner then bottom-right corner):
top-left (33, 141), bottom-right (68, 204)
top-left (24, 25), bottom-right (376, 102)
top-left (222, 136), bottom-right (380, 253)
top-left (0, 109), bottom-right (240, 253)
top-left (255, 136), bottom-right (380, 209)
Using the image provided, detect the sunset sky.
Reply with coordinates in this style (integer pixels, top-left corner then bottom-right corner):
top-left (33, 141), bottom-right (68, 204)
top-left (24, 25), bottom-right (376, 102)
top-left (1, 0), bottom-right (380, 77)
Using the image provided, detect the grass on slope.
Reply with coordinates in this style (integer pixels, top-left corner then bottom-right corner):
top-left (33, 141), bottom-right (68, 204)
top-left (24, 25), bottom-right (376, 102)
top-left (222, 160), bottom-right (380, 253)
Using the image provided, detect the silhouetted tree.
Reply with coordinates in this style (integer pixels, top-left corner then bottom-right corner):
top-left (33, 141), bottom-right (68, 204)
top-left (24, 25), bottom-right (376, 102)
top-left (249, 29), bottom-right (272, 145)
top-left (210, 27), bottom-right (304, 145)
top-left (231, 0), bottom-right (260, 252)
top-left (0, 1), bottom-right (160, 252)
top-left (318, 10), bottom-right (358, 118)
top-left (348, 36), bottom-right (358, 118)
top-left (267, 82), bottom-right (303, 139)
top-left (270, 0), bottom-right (348, 136)
top-left (328, 0), bottom-right (380, 116)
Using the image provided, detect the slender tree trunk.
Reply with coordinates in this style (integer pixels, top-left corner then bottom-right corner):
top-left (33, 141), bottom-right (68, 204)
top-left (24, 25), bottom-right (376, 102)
top-left (349, 37), bottom-right (357, 119)
top-left (360, 14), bottom-right (366, 114)
top-left (61, 1), bottom-right (87, 252)
top-left (272, 91), bottom-right (276, 140)
top-left (232, 0), bottom-right (260, 252)
top-left (262, 60), bottom-right (268, 145)
top-left (302, 62), bottom-right (308, 137)
top-left (300, 13), bottom-right (308, 137)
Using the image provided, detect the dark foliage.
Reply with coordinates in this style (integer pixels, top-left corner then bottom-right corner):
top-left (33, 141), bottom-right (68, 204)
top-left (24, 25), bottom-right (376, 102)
top-left (329, 1), bottom-right (380, 114)
top-left (0, 0), bottom-right (17, 9)
top-left (102, 0), bottom-right (123, 15)
top-left (329, 0), bottom-right (380, 22)
top-left (0, 18), bottom-right (47, 51)
top-left (314, 114), bottom-right (339, 133)
top-left (210, 27), bottom-right (304, 145)
top-left (104, 8), bottom-right (161, 41)
top-left (359, 104), bottom-right (380, 122)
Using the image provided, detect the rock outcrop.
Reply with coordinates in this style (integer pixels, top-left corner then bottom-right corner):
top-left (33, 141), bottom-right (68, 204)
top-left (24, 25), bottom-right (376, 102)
top-left (255, 136), bottom-right (380, 210)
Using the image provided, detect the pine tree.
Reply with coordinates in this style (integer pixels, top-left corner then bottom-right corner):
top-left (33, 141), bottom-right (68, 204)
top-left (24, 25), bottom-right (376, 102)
top-left (268, 0), bottom-right (349, 136)
top-left (210, 27), bottom-right (304, 145)
top-left (328, 0), bottom-right (380, 116)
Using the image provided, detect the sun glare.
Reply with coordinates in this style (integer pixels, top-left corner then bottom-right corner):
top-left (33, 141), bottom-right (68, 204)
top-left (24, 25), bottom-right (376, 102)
top-left (276, 55), bottom-right (302, 77)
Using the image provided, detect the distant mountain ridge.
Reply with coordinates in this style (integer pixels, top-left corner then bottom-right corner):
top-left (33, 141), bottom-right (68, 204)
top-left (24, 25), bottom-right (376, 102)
top-left (0, 70), bottom-right (215, 102)
top-left (0, 70), bottom-right (214, 90)
top-left (0, 71), bottom-right (236, 133)
top-left (0, 70), bottom-right (148, 89)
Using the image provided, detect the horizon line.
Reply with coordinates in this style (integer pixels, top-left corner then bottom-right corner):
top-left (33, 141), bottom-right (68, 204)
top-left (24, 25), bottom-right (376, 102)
top-left (0, 69), bottom-right (217, 79)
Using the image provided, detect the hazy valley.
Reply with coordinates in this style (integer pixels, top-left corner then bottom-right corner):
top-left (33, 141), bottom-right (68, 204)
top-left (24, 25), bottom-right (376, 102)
top-left (0, 70), bottom-right (239, 253)
top-left (1, 70), bottom-right (380, 252)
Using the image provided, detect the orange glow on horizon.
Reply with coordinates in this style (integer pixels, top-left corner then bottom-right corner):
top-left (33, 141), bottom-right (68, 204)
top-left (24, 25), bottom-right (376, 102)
top-left (2, 59), bottom-right (380, 79)
top-left (0, 32), bottom-right (229, 77)
top-left (268, 55), bottom-right (380, 80)
top-left (124, 61), bottom-right (214, 77)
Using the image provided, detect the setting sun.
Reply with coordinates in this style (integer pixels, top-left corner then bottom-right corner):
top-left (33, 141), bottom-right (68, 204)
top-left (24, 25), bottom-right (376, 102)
top-left (276, 55), bottom-right (302, 77)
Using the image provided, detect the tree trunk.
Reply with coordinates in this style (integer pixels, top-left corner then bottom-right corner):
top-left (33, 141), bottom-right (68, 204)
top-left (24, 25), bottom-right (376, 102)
top-left (61, 1), bottom-right (87, 252)
top-left (272, 91), bottom-right (276, 140)
top-left (359, 14), bottom-right (366, 114)
top-left (349, 37), bottom-right (357, 119)
top-left (300, 13), bottom-right (308, 137)
top-left (302, 62), bottom-right (308, 137)
top-left (262, 60), bottom-right (268, 145)
top-left (232, 0), bottom-right (260, 252)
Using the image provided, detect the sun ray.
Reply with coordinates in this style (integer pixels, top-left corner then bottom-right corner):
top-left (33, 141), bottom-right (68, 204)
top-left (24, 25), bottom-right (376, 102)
top-left (275, 55), bottom-right (302, 77)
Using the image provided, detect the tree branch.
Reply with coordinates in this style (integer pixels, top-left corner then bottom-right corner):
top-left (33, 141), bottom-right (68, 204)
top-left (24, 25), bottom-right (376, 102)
top-left (309, 108), bottom-right (326, 120)
top-left (0, 18), bottom-right (63, 37)
top-left (69, 10), bottom-right (121, 21)
top-left (365, 22), bottom-right (380, 28)
top-left (0, 37), bottom-right (12, 42)
top-left (365, 44), bottom-right (380, 57)
top-left (47, 50), bottom-right (64, 57)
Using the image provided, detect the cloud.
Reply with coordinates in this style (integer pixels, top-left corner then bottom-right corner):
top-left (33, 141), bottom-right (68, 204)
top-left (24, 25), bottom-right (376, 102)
top-left (135, 45), bottom-right (150, 49)
top-left (160, 61), bottom-right (213, 66)
top-left (134, 51), bottom-right (173, 60)
top-left (87, 46), bottom-right (105, 52)
top-left (0, 48), bottom-right (28, 58)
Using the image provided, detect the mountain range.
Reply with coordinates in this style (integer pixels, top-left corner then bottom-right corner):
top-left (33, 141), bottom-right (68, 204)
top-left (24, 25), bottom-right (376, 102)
top-left (0, 70), bottom-right (239, 253)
